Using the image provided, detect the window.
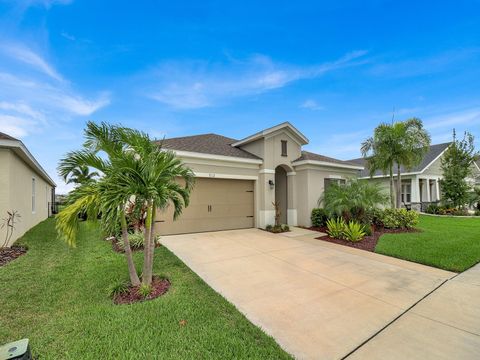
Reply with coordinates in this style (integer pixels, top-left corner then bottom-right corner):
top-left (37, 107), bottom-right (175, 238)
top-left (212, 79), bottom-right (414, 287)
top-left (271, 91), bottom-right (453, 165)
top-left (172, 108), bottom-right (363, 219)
top-left (32, 178), bottom-right (36, 213)
top-left (324, 178), bottom-right (346, 191)
top-left (281, 140), bottom-right (287, 156)
top-left (401, 182), bottom-right (411, 204)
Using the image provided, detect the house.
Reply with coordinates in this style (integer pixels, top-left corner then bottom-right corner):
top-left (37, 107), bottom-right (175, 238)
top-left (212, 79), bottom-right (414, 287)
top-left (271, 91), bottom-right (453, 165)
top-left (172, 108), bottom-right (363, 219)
top-left (154, 122), bottom-right (363, 235)
top-left (0, 132), bottom-right (56, 246)
top-left (349, 143), bottom-right (480, 209)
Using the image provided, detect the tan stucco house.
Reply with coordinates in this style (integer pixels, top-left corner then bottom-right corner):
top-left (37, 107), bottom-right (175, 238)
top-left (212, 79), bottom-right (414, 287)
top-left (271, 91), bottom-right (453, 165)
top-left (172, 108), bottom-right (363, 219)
top-left (0, 132), bottom-right (56, 246)
top-left (349, 143), bottom-right (480, 210)
top-left (154, 122), bottom-right (363, 235)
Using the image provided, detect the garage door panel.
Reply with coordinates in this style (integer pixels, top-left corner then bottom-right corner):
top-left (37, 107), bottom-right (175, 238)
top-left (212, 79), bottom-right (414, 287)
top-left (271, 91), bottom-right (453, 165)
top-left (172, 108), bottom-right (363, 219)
top-left (155, 178), bottom-right (254, 235)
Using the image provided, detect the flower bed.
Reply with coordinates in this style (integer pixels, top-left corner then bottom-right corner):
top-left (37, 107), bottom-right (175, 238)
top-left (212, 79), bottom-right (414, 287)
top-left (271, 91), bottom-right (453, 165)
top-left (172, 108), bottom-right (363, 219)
top-left (309, 226), bottom-right (420, 252)
top-left (0, 245), bottom-right (27, 267)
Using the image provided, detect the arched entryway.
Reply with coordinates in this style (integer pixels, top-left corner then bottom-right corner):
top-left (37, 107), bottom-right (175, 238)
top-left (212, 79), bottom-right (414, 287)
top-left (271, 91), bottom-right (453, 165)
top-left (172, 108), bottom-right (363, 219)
top-left (274, 165), bottom-right (288, 224)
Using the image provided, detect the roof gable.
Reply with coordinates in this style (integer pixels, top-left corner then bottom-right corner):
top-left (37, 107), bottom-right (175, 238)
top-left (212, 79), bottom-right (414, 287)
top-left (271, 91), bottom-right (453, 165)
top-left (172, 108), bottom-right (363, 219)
top-left (231, 122), bottom-right (309, 147)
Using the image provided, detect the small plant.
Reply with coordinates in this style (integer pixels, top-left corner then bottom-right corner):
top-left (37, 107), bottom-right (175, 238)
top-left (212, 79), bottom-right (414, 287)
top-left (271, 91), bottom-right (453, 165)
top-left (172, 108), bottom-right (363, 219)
top-left (107, 280), bottom-right (129, 298)
top-left (343, 221), bottom-right (366, 242)
top-left (116, 231), bottom-right (160, 250)
top-left (281, 224), bottom-right (290, 232)
top-left (311, 208), bottom-right (328, 227)
top-left (326, 218), bottom-right (346, 239)
top-left (1, 210), bottom-right (21, 248)
top-left (265, 224), bottom-right (273, 231)
top-left (475, 209), bottom-right (480, 216)
top-left (425, 204), bottom-right (440, 214)
top-left (138, 283), bottom-right (153, 298)
top-left (381, 208), bottom-right (418, 229)
top-left (272, 201), bottom-right (281, 226)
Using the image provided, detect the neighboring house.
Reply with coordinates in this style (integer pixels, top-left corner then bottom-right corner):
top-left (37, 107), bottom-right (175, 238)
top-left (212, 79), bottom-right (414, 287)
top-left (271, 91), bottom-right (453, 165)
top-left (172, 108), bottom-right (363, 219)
top-left (154, 122), bottom-right (363, 235)
top-left (349, 143), bottom-right (480, 209)
top-left (476, 160), bottom-right (480, 185)
top-left (0, 132), bottom-right (56, 246)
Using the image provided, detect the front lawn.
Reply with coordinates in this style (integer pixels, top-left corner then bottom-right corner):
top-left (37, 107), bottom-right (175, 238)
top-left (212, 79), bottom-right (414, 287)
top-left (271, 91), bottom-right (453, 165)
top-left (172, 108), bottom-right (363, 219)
top-left (375, 215), bottom-right (480, 272)
top-left (0, 219), bottom-right (291, 359)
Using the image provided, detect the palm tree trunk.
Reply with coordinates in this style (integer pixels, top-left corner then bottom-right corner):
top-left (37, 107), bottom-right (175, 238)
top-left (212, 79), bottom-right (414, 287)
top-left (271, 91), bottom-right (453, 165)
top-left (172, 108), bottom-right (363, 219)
top-left (142, 200), bottom-right (154, 285)
top-left (396, 163), bottom-right (402, 208)
top-left (389, 166), bottom-right (395, 208)
top-left (120, 211), bottom-right (140, 286)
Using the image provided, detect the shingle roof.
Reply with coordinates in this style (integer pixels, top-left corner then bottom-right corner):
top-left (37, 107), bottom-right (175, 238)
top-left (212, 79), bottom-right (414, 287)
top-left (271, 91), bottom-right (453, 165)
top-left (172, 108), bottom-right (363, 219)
top-left (157, 133), bottom-right (261, 160)
top-left (0, 131), bottom-right (18, 141)
top-left (294, 151), bottom-right (362, 167)
top-left (349, 142), bottom-right (451, 177)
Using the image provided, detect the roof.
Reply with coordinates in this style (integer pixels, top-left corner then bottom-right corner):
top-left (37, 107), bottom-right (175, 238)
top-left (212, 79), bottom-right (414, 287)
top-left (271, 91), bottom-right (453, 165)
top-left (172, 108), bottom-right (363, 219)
top-left (231, 122), bottom-right (309, 147)
top-left (294, 151), bottom-right (363, 168)
top-left (0, 131), bottom-right (18, 141)
top-left (157, 133), bottom-right (261, 160)
top-left (0, 132), bottom-right (56, 186)
top-left (158, 124), bottom-right (357, 169)
top-left (350, 142), bottom-right (451, 177)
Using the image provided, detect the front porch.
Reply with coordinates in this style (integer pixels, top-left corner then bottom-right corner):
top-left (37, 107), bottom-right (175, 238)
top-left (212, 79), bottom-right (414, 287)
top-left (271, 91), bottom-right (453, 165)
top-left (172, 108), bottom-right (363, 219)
top-left (401, 175), bottom-right (441, 210)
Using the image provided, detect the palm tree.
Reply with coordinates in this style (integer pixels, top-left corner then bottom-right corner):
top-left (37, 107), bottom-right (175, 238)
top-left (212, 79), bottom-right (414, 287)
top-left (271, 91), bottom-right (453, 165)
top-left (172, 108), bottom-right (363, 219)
top-left (318, 178), bottom-right (388, 222)
top-left (57, 122), bottom-right (141, 286)
top-left (65, 164), bottom-right (99, 185)
top-left (362, 118), bottom-right (430, 208)
top-left (57, 121), bottom-right (194, 287)
top-left (112, 127), bottom-right (195, 285)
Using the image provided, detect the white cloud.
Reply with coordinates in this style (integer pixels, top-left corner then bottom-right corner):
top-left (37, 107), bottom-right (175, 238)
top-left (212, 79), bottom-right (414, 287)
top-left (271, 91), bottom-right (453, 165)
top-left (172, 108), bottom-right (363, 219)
top-left (60, 31), bottom-right (76, 41)
top-left (3, 0), bottom-right (73, 10)
top-left (425, 107), bottom-right (480, 130)
top-left (300, 99), bottom-right (324, 110)
top-left (0, 114), bottom-right (35, 138)
top-left (147, 50), bottom-right (368, 109)
top-left (0, 43), bottom-right (64, 81)
top-left (0, 42), bottom-right (110, 138)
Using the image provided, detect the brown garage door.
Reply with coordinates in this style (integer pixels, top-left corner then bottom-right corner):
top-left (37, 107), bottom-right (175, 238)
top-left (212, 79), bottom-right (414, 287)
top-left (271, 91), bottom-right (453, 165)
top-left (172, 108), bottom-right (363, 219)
top-left (155, 178), bottom-right (254, 235)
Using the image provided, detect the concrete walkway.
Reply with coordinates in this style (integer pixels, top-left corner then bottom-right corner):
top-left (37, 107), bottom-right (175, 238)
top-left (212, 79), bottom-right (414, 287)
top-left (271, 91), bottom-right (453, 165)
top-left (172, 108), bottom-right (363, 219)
top-left (348, 262), bottom-right (480, 360)
top-left (162, 228), bottom-right (462, 359)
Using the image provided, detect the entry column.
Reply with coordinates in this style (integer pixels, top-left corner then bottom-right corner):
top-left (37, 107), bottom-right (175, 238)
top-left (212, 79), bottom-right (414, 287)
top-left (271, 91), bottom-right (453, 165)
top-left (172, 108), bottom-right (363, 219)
top-left (287, 171), bottom-right (297, 226)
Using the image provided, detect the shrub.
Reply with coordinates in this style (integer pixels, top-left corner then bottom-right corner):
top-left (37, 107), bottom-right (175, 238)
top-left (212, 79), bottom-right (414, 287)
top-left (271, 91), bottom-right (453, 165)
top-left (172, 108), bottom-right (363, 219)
top-left (343, 221), bottom-right (366, 242)
top-left (381, 208), bottom-right (418, 229)
top-left (326, 218), bottom-right (346, 239)
top-left (107, 280), bottom-right (129, 298)
top-left (425, 203), bottom-right (440, 214)
top-left (311, 208), bottom-right (328, 227)
top-left (281, 224), bottom-right (290, 232)
top-left (116, 231), bottom-right (160, 250)
top-left (365, 208), bottom-right (384, 227)
top-left (265, 224), bottom-right (273, 231)
top-left (475, 210), bottom-right (480, 216)
top-left (319, 179), bottom-right (389, 222)
top-left (138, 283), bottom-right (152, 298)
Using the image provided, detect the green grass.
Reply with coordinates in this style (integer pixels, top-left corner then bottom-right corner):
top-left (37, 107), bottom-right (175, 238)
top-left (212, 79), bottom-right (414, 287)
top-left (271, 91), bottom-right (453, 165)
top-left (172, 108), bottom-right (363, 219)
top-left (375, 215), bottom-right (480, 272)
top-left (0, 218), bottom-right (291, 359)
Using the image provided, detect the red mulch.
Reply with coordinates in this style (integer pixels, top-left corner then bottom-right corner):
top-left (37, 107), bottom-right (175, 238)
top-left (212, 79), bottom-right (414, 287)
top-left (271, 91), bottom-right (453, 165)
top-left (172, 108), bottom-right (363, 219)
top-left (308, 226), bottom-right (421, 252)
top-left (113, 277), bottom-right (171, 305)
top-left (0, 246), bottom-right (27, 267)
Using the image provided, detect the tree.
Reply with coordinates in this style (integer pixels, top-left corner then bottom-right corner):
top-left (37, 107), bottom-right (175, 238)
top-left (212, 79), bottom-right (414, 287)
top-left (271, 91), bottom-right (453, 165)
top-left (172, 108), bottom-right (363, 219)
top-left (57, 122), bottom-right (194, 287)
top-left (361, 118), bottom-right (431, 208)
top-left (57, 123), bottom-right (141, 286)
top-left (318, 178), bottom-right (389, 222)
top-left (65, 164), bottom-right (99, 185)
top-left (440, 130), bottom-right (479, 208)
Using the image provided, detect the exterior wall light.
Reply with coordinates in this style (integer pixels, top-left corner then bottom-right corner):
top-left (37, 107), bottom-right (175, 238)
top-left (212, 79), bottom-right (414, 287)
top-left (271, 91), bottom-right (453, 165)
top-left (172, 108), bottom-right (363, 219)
top-left (268, 180), bottom-right (275, 189)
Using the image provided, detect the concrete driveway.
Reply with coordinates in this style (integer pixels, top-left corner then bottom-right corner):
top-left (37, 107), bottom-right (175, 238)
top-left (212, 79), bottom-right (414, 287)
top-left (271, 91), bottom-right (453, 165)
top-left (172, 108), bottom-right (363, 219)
top-left (162, 228), bottom-right (460, 359)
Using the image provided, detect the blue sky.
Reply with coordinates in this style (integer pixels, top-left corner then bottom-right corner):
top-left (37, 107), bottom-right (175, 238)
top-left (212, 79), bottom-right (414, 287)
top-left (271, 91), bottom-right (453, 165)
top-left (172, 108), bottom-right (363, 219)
top-left (1, 0), bottom-right (480, 193)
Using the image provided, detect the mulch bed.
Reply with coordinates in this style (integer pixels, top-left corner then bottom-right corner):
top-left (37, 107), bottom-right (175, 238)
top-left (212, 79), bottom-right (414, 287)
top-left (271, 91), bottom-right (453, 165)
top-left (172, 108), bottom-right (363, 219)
top-left (0, 246), bottom-right (27, 267)
top-left (309, 226), bottom-right (421, 252)
top-left (113, 277), bottom-right (171, 305)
